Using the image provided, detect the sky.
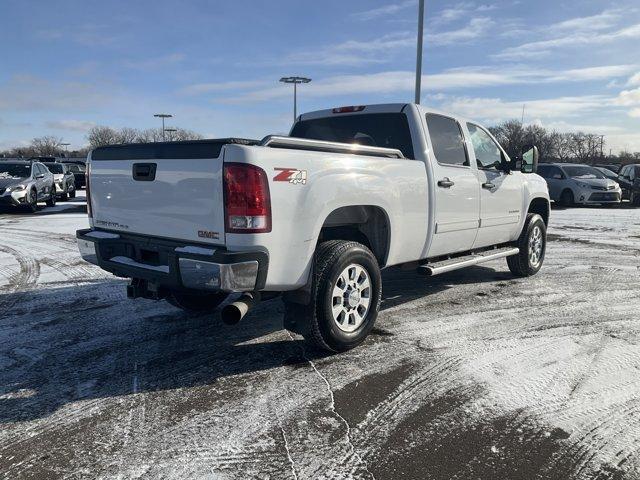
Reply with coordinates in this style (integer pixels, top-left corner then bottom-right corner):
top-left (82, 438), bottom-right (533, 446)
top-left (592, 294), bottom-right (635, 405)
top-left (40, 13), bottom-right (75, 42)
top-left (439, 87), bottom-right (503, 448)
top-left (2, 0), bottom-right (640, 153)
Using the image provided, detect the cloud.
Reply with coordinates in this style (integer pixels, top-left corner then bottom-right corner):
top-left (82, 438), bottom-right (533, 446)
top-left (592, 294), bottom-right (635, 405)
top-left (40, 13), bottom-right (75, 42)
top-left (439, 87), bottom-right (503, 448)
top-left (438, 95), bottom-right (610, 123)
top-left (428, 17), bottom-right (494, 45)
top-left (626, 72), bottom-right (640, 87)
top-left (124, 53), bottom-right (185, 70)
top-left (277, 17), bottom-right (494, 67)
top-left (45, 120), bottom-right (97, 132)
top-left (211, 64), bottom-right (636, 103)
top-left (0, 75), bottom-right (108, 112)
top-left (629, 108), bottom-right (640, 118)
top-left (494, 14), bottom-right (640, 60)
top-left (613, 87), bottom-right (640, 106)
top-left (37, 23), bottom-right (123, 47)
top-left (351, 0), bottom-right (416, 21)
top-left (547, 10), bottom-right (623, 33)
top-left (180, 80), bottom-right (270, 95)
top-left (431, 2), bottom-right (497, 26)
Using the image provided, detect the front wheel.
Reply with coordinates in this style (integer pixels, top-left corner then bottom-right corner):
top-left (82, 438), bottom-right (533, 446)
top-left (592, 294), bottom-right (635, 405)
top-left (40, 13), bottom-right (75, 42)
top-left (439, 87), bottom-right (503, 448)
top-left (560, 189), bottom-right (574, 207)
top-left (26, 189), bottom-right (38, 212)
top-left (287, 240), bottom-right (382, 353)
top-left (166, 291), bottom-right (228, 313)
top-left (507, 213), bottom-right (546, 277)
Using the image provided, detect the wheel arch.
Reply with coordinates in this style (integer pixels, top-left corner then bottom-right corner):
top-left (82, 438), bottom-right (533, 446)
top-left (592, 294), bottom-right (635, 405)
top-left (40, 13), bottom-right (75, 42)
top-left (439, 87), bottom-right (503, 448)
top-left (318, 205), bottom-right (391, 267)
top-left (527, 197), bottom-right (550, 226)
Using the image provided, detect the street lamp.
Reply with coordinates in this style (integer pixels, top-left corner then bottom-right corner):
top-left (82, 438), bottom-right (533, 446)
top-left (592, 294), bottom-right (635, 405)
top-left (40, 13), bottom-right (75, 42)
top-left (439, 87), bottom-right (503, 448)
top-left (415, 0), bottom-right (425, 104)
top-left (279, 76), bottom-right (311, 122)
top-left (60, 142), bottom-right (70, 158)
top-left (164, 128), bottom-right (177, 141)
top-left (153, 113), bottom-right (173, 141)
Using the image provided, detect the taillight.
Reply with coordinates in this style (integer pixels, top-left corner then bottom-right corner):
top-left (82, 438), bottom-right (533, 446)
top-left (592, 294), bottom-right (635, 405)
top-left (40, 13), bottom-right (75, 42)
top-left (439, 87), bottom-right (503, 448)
top-left (86, 162), bottom-right (92, 219)
top-left (223, 163), bottom-right (271, 233)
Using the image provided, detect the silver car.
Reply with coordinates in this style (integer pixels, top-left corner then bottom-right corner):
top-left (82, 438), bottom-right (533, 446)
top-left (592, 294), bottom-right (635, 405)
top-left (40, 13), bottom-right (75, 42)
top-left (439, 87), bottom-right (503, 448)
top-left (0, 161), bottom-right (57, 212)
top-left (537, 163), bottom-right (621, 206)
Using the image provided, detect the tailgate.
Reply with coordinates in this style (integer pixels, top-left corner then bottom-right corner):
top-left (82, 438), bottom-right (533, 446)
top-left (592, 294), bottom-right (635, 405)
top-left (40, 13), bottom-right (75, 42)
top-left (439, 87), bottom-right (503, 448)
top-left (88, 139), bottom-right (256, 246)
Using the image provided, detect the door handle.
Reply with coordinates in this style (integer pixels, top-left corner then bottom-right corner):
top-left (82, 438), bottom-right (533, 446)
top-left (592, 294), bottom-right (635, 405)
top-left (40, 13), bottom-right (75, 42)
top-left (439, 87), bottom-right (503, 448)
top-left (438, 178), bottom-right (455, 188)
top-left (482, 182), bottom-right (495, 190)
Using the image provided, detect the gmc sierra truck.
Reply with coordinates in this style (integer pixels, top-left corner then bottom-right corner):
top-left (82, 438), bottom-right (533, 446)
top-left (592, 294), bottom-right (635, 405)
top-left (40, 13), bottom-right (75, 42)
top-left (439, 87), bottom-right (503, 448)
top-left (77, 103), bottom-right (550, 352)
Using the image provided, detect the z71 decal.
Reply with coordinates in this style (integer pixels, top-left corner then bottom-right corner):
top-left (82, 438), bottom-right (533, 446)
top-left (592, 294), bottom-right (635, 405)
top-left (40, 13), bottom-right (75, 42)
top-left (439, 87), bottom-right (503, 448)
top-left (274, 168), bottom-right (307, 185)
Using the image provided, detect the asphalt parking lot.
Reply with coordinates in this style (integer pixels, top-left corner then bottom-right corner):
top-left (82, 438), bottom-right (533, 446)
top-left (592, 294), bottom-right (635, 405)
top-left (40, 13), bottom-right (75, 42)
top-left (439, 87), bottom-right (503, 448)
top-left (0, 194), bottom-right (639, 479)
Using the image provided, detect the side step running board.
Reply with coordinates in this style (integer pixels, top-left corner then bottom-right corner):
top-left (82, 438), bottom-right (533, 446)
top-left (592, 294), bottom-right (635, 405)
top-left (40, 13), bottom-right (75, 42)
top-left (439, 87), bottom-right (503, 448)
top-left (419, 247), bottom-right (520, 276)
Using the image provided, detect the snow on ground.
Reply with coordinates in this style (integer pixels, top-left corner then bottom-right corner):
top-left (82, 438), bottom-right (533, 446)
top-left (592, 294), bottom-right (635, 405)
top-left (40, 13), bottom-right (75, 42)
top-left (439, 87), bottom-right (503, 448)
top-left (0, 199), bottom-right (638, 479)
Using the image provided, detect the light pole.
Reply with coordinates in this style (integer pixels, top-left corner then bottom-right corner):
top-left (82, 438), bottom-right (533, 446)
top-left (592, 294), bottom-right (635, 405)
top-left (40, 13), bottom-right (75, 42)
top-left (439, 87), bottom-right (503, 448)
top-left (415, 0), bottom-right (425, 104)
top-left (154, 113), bottom-right (173, 141)
top-left (60, 142), bottom-right (70, 158)
top-left (279, 76), bottom-right (311, 122)
top-left (164, 128), bottom-right (177, 141)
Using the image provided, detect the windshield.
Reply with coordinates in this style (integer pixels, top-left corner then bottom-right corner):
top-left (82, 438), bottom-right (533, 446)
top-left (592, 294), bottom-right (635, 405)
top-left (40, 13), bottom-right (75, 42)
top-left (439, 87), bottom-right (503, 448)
top-left (563, 166), bottom-right (605, 180)
top-left (0, 163), bottom-right (31, 178)
top-left (65, 164), bottom-right (85, 173)
top-left (44, 163), bottom-right (64, 174)
top-left (290, 112), bottom-right (415, 159)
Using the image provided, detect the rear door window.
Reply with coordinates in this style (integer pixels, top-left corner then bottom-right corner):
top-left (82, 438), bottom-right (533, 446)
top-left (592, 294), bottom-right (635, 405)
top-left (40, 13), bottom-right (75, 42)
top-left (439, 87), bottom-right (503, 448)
top-left (426, 114), bottom-right (469, 166)
top-left (290, 112), bottom-right (415, 159)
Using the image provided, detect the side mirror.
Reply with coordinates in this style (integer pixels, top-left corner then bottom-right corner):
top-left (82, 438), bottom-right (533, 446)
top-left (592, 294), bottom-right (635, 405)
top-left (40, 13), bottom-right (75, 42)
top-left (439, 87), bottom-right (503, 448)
top-left (520, 145), bottom-right (539, 174)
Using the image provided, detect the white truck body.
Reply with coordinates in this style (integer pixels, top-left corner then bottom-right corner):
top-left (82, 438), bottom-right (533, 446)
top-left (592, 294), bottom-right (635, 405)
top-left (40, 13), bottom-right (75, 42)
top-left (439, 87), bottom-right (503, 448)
top-left (82, 103), bottom-right (549, 291)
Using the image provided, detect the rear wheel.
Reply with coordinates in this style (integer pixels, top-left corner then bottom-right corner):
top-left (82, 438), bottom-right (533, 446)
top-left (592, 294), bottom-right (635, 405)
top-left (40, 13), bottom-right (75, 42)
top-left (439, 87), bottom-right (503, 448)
top-left (560, 189), bottom-right (574, 207)
top-left (285, 240), bottom-right (382, 353)
top-left (59, 187), bottom-right (68, 202)
top-left (68, 185), bottom-right (76, 198)
top-left (166, 291), bottom-right (228, 313)
top-left (507, 213), bottom-right (546, 277)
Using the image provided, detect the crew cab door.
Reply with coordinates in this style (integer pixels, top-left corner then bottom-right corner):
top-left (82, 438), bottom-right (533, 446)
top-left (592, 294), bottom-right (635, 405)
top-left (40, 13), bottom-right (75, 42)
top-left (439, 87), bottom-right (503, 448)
top-left (464, 123), bottom-right (524, 248)
top-left (424, 113), bottom-right (480, 257)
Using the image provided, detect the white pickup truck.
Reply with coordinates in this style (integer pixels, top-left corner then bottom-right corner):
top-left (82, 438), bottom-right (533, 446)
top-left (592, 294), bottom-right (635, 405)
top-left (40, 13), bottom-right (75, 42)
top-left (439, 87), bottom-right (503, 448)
top-left (77, 103), bottom-right (550, 352)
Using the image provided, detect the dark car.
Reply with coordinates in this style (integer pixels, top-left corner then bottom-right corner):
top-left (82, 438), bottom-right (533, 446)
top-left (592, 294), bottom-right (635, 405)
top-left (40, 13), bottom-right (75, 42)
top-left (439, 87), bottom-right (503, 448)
top-left (594, 166), bottom-right (619, 181)
top-left (43, 162), bottom-right (76, 200)
top-left (594, 163), bottom-right (621, 173)
top-left (0, 161), bottom-right (57, 212)
top-left (617, 164), bottom-right (640, 206)
top-left (64, 162), bottom-right (86, 189)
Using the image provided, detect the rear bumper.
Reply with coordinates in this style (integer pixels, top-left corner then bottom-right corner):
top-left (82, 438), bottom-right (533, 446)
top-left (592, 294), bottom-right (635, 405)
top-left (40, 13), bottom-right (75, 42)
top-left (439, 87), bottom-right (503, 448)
top-left (76, 228), bottom-right (268, 293)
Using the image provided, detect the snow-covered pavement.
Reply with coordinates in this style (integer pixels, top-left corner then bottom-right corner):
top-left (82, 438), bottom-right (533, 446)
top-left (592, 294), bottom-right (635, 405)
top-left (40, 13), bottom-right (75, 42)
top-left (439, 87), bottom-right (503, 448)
top-left (0, 198), bottom-right (639, 479)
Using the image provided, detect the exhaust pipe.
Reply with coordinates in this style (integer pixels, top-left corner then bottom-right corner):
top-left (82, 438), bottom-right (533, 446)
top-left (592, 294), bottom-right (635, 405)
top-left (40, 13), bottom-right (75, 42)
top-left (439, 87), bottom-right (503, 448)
top-left (221, 292), bottom-right (259, 325)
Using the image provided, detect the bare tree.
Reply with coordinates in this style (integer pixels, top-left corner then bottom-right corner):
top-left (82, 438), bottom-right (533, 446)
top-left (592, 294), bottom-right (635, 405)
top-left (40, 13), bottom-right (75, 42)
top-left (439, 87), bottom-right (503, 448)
top-left (87, 126), bottom-right (119, 148)
top-left (30, 136), bottom-right (63, 156)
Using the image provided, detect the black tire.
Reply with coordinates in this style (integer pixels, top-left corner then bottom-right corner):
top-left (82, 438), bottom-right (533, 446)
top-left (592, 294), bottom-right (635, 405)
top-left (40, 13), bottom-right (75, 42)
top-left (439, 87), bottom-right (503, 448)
top-left (46, 186), bottom-right (56, 207)
top-left (287, 240), bottom-right (382, 353)
top-left (60, 190), bottom-right (68, 202)
top-left (631, 191), bottom-right (640, 207)
top-left (166, 291), bottom-right (228, 313)
top-left (560, 189), bottom-right (574, 207)
top-left (507, 213), bottom-right (546, 277)
top-left (69, 186), bottom-right (76, 199)
top-left (27, 189), bottom-right (38, 212)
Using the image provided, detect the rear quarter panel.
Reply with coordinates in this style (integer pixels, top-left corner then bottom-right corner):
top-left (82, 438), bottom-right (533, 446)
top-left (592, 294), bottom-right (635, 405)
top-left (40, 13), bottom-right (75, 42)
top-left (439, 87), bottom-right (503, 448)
top-left (223, 144), bottom-right (429, 290)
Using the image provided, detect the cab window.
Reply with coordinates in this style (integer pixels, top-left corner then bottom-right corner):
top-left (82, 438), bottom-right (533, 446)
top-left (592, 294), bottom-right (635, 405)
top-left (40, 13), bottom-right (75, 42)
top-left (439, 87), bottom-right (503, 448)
top-left (426, 114), bottom-right (469, 166)
top-left (466, 123), bottom-right (503, 170)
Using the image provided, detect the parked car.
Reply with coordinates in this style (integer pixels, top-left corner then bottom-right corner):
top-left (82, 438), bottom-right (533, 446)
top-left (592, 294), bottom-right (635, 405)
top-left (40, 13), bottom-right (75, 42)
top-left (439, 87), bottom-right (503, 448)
top-left (594, 163), bottom-right (621, 173)
top-left (537, 163), bottom-right (621, 206)
top-left (594, 166), bottom-right (620, 181)
top-left (43, 162), bottom-right (76, 200)
top-left (77, 103), bottom-right (550, 352)
top-left (0, 160), bottom-right (56, 212)
top-left (617, 164), bottom-right (640, 206)
top-left (64, 162), bottom-right (86, 189)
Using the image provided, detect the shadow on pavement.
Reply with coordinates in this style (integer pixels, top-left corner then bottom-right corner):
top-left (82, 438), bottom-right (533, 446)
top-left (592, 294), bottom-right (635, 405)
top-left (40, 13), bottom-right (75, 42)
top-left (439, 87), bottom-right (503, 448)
top-left (0, 264), bottom-right (514, 424)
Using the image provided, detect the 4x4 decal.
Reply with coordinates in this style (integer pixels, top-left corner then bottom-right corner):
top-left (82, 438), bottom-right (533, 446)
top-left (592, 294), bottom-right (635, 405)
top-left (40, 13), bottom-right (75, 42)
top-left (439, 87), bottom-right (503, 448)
top-left (274, 168), bottom-right (307, 185)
